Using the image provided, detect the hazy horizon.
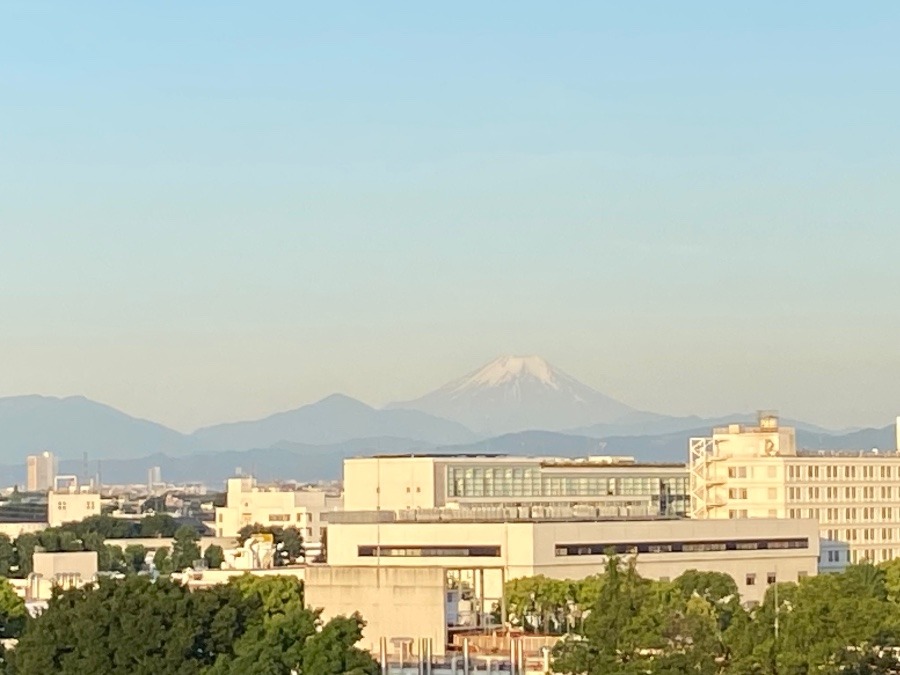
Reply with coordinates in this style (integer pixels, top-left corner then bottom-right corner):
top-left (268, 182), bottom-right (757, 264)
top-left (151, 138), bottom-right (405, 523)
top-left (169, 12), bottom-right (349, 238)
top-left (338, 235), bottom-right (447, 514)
top-left (3, 3), bottom-right (899, 431)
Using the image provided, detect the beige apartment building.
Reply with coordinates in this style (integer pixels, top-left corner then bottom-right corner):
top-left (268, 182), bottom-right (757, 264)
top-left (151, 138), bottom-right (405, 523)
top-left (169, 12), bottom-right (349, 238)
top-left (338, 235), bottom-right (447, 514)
top-left (343, 454), bottom-right (689, 517)
top-left (690, 413), bottom-right (900, 567)
top-left (214, 476), bottom-right (342, 543)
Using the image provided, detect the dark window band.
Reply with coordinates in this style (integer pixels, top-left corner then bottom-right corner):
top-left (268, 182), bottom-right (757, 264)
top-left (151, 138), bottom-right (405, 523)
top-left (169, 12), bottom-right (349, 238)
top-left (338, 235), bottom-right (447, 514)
top-left (555, 537), bottom-right (809, 557)
top-left (358, 545), bottom-right (501, 558)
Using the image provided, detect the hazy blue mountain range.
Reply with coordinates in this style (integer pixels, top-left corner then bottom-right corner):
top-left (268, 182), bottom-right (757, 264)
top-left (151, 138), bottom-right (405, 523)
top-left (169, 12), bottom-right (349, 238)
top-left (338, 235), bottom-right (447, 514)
top-left (3, 424), bottom-right (891, 488)
top-left (568, 413), bottom-right (843, 439)
top-left (0, 393), bottom-right (474, 463)
top-left (192, 393), bottom-right (475, 451)
top-left (0, 395), bottom-right (193, 459)
top-left (1, 355), bottom-right (895, 486)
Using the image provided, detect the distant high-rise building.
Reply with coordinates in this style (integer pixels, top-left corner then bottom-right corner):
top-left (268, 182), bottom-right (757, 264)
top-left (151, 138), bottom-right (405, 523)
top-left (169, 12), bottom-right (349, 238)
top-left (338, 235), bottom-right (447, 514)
top-left (26, 451), bottom-right (57, 492)
top-left (147, 466), bottom-right (162, 489)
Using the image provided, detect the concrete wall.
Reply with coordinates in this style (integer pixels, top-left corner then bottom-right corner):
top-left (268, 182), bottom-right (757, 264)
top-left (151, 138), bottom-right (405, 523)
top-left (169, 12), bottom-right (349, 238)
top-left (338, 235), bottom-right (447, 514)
top-left (305, 566), bottom-right (448, 656)
top-left (0, 522), bottom-right (46, 539)
top-left (343, 457), bottom-right (438, 511)
top-left (33, 550), bottom-right (98, 580)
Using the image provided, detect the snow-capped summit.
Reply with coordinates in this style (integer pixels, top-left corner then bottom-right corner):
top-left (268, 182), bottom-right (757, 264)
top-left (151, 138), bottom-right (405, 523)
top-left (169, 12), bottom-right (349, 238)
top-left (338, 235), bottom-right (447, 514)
top-left (388, 355), bottom-right (636, 435)
top-left (458, 355), bottom-right (560, 391)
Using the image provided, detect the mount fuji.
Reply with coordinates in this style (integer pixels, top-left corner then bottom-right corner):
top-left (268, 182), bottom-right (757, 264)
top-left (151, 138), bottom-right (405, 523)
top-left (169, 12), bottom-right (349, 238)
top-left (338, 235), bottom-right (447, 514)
top-left (387, 355), bottom-right (638, 435)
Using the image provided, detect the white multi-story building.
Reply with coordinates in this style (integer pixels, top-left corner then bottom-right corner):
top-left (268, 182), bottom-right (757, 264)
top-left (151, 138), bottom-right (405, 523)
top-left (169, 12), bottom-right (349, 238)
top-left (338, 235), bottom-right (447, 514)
top-left (690, 413), bottom-right (900, 567)
top-left (343, 454), bottom-right (689, 517)
top-left (214, 476), bottom-right (342, 543)
top-left (26, 452), bottom-right (57, 492)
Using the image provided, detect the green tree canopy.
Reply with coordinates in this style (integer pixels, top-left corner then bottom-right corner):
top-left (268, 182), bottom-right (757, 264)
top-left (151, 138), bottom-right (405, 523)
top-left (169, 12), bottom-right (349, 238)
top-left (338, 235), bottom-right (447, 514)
top-left (9, 575), bottom-right (378, 675)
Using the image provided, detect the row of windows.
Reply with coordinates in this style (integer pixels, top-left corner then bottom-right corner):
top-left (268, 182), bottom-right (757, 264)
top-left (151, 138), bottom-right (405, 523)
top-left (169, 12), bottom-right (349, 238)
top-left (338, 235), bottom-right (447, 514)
top-left (728, 466), bottom-right (778, 479)
top-left (823, 528), bottom-right (900, 542)
top-left (788, 486), bottom-right (890, 501)
top-left (554, 538), bottom-right (809, 557)
top-left (788, 464), bottom-right (897, 481)
top-left (809, 507), bottom-right (896, 523)
top-left (446, 466), bottom-right (688, 502)
top-left (357, 546), bottom-right (501, 558)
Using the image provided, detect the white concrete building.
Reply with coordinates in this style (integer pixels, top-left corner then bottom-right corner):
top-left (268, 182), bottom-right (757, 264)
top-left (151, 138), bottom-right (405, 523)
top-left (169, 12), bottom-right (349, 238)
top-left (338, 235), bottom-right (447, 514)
top-left (343, 454), bottom-right (689, 517)
top-left (324, 511), bottom-right (819, 606)
top-left (214, 476), bottom-right (341, 543)
top-left (47, 489), bottom-right (101, 527)
top-left (690, 413), bottom-right (900, 567)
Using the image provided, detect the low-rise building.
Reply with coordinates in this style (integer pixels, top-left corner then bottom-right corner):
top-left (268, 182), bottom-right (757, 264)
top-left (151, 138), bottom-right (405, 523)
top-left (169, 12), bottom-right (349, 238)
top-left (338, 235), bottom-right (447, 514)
top-left (343, 454), bottom-right (689, 516)
top-left (214, 476), bottom-right (341, 543)
top-left (324, 509), bottom-right (819, 606)
top-left (47, 489), bottom-right (101, 527)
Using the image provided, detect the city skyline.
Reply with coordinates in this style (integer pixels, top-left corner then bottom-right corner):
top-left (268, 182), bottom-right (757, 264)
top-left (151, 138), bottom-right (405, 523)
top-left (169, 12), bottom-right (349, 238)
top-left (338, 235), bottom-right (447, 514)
top-left (3, 3), bottom-right (900, 430)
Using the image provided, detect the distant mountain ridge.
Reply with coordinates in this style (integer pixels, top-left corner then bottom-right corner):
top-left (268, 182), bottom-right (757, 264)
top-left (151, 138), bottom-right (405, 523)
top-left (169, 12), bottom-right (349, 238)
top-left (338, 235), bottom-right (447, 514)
top-left (192, 393), bottom-right (475, 451)
top-left (1, 354), bottom-right (894, 483)
top-left (8, 424), bottom-right (892, 487)
top-left (0, 393), bottom-right (476, 464)
top-left (388, 355), bottom-right (637, 434)
top-left (0, 395), bottom-right (193, 459)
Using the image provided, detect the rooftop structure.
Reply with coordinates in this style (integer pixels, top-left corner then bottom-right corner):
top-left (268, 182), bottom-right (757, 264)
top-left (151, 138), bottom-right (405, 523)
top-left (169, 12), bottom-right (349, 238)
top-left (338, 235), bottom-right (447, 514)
top-left (343, 454), bottom-right (689, 517)
top-left (214, 476), bottom-right (342, 544)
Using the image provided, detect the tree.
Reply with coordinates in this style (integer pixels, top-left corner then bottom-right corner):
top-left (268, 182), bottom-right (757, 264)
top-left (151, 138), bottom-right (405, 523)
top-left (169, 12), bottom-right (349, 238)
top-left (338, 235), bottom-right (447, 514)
top-left (10, 574), bottom-right (378, 675)
top-left (153, 546), bottom-right (173, 575)
top-left (140, 513), bottom-right (178, 538)
top-left (0, 536), bottom-right (15, 578)
top-left (0, 577), bottom-right (26, 639)
top-left (298, 613), bottom-right (379, 675)
top-left (171, 526), bottom-right (201, 571)
top-left (123, 544), bottom-right (148, 574)
top-left (13, 533), bottom-right (39, 577)
top-left (204, 545), bottom-right (225, 570)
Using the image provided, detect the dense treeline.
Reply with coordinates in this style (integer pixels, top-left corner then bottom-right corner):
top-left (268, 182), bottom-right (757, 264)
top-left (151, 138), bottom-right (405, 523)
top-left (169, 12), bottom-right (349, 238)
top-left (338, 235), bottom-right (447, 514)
top-left (0, 515), bottom-right (220, 577)
top-left (508, 556), bottom-right (900, 674)
top-left (0, 575), bottom-right (377, 675)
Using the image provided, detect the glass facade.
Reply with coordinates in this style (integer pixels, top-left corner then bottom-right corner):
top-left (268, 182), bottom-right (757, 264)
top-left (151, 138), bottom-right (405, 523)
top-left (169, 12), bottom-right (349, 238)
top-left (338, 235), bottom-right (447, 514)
top-left (446, 465), bottom-right (689, 516)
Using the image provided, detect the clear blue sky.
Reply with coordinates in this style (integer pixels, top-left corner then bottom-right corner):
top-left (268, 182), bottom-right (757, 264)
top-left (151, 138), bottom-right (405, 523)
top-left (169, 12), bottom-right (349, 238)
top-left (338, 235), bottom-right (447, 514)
top-left (2, 2), bottom-right (899, 431)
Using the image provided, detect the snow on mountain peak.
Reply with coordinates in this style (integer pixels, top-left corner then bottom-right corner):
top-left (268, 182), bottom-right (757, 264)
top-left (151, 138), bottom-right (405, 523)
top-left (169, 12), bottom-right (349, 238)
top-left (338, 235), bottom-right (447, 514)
top-left (456, 355), bottom-right (560, 390)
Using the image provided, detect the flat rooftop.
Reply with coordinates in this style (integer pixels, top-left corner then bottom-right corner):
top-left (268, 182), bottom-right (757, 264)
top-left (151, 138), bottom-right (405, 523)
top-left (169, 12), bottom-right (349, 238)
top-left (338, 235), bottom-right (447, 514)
top-left (353, 454), bottom-right (685, 468)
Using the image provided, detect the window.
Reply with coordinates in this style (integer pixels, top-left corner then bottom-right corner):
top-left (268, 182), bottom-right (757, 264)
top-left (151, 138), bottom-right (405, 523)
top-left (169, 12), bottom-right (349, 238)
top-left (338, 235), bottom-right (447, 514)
top-left (268, 514), bottom-right (290, 522)
top-left (767, 488), bottom-right (777, 500)
top-left (728, 467), bottom-right (748, 479)
top-left (798, 571), bottom-right (808, 580)
top-left (728, 488), bottom-right (748, 500)
top-left (217, 514), bottom-right (223, 523)
top-left (767, 573), bottom-right (777, 585)
top-left (554, 538), bottom-right (808, 557)
top-left (359, 545), bottom-right (501, 558)
top-left (767, 466), bottom-right (777, 478)
top-left (746, 574), bottom-right (756, 586)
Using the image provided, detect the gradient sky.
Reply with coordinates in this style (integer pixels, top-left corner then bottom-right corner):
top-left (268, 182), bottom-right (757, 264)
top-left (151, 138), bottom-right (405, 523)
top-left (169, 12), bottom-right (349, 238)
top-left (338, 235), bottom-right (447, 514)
top-left (2, 2), bottom-right (899, 432)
